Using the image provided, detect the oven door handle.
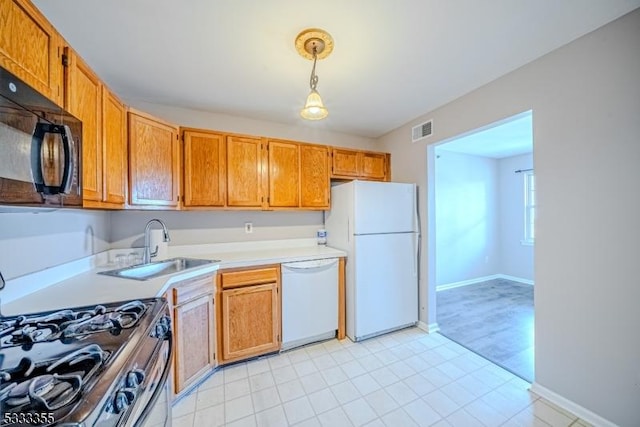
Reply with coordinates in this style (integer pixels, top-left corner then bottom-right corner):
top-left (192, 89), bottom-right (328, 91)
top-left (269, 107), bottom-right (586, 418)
top-left (133, 333), bottom-right (172, 427)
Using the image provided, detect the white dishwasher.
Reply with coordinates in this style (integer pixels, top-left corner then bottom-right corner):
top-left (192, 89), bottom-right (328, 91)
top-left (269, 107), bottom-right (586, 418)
top-left (281, 258), bottom-right (339, 350)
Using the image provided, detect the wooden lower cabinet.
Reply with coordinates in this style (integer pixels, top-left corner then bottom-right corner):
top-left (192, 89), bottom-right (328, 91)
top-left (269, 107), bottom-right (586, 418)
top-left (172, 274), bottom-right (215, 395)
top-left (217, 266), bottom-right (281, 364)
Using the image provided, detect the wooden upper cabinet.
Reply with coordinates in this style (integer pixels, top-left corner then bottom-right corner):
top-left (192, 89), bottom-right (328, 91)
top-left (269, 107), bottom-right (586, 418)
top-left (331, 147), bottom-right (390, 181)
top-left (182, 129), bottom-right (226, 207)
top-left (300, 144), bottom-right (330, 209)
top-left (331, 148), bottom-right (360, 178)
top-left (101, 88), bottom-right (127, 206)
top-left (0, 0), bottom-right (64, 104)
top-left (226, 135), bottom-right (265, 208)
top-left (128, 109), bottom-right (180, 208)
top-left (360, 151), bottom-right (387, 181)
top-left (267, 140), bottom-right (299, 208)
top-left (64, 48), bottom-right (103, 203)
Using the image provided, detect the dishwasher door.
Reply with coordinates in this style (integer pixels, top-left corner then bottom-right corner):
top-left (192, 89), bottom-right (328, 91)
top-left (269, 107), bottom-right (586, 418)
top-left (281, 258), bottom-right (339, 350)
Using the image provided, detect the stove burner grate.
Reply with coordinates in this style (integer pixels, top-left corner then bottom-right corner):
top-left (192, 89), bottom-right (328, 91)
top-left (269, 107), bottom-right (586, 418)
top-left (0, 344), bottom-right (109, 414)
top-left (0, 300), bottom-right (147, 348)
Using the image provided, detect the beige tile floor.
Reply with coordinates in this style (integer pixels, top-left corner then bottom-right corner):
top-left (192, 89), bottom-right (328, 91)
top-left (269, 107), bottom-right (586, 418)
top-left (171, 328), bottom-right (589, 427)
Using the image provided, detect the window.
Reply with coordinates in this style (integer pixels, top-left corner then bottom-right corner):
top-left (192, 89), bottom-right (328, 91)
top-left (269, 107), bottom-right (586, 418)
top-left (523, 171), bottom-right (535, 245)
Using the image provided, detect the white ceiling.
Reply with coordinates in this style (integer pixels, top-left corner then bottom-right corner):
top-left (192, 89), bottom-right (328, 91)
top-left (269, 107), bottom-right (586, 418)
top-left (33, 0), bottom-right (640, 139)
top-left (436, 111), bottom-right (532, 159)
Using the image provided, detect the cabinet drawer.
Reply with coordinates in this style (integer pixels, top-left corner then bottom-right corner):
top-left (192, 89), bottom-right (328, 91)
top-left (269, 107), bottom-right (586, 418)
top-left (220, 266), bottom-right (279, 289)
top-left (173, 274), bottom-right (215, 305)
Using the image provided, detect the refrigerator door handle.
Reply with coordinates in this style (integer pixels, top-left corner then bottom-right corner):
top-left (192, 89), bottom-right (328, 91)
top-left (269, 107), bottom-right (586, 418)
top-left (413, 233), bottom-right (419, 278)
top-left (416, 233), bottom-right (421, 281)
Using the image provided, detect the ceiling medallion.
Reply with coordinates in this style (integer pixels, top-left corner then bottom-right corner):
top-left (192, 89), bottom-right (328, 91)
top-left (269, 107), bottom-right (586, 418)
top-left (295, 28), bottom-right (334, 60)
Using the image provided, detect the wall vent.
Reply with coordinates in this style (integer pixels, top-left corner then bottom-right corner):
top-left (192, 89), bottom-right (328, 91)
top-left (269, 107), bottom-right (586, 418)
top-left (412, 119), bottom-right (433, 143)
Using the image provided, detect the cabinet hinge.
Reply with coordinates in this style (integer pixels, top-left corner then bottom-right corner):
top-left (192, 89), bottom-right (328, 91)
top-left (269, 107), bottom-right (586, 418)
top-left (61, 53), bottom-right (69, 67)
top-left (177, 195), bottom-right (180, 202)
top-left (267, 196), bottom-right (270, 204)
top-left (277, 334), bottom-right (280, 342)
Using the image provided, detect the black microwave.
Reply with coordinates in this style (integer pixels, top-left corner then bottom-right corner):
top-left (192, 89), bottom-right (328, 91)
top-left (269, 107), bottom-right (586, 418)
top-left (0, 66), bottom-right (82, 207)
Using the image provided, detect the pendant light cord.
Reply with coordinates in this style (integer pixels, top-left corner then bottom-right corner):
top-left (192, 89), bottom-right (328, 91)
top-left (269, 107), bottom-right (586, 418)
top-left (309, 47), bottom-right (319, 90)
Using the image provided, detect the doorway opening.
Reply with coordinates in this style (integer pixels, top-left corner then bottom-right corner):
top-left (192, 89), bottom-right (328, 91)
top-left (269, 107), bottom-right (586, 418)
top-left (428, 111), bottom-right (534, 381)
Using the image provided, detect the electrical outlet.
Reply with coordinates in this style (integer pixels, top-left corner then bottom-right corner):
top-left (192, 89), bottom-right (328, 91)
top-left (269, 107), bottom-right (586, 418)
top-left (244, 222), bottom-right (253, 234)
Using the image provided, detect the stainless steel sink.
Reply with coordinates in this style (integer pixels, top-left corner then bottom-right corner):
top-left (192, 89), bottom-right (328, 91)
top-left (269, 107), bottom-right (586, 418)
top-left (99, 257), bottom-right (219, 281)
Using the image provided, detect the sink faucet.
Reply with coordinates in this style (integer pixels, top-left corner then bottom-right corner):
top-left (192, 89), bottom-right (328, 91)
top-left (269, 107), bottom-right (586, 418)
top-left (143, 219), bottom-right (171, 264)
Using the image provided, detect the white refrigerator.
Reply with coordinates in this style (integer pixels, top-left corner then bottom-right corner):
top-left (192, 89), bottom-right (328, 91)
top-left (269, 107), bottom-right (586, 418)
top-left (324, 180), bottom-right (419, 341)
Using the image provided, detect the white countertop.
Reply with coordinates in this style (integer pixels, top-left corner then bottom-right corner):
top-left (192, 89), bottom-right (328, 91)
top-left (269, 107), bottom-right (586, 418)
top-left (2, 240), bottom-right (346, 316)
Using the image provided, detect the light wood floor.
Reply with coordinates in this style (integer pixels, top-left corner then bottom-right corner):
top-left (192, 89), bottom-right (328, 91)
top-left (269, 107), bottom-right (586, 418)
top-left (436, 278), bottom-right (534, 382)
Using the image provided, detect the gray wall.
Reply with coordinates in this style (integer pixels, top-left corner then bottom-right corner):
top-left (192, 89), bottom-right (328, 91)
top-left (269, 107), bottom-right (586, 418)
top-left (0, 208), bottom-right (110, 280)
top-left (131, 101), bottom-right (376, 150)
top-left (378, 9), bottom-right (640, 426)
top-left (498, 154), bottom-right (534, 281)
top-left (110, 210), bottom-right (323, 249)
top-left (435, 150), bottom-right (499, 285)
top-left (434, 151), bottom-right (534, 286)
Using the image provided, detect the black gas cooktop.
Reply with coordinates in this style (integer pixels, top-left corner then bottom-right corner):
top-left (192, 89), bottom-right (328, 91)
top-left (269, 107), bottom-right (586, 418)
top-left (0, 298), bottom-right (170, 427)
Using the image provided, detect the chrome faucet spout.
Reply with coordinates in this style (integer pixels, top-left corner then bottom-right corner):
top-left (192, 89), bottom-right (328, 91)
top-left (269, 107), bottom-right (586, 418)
top-left (143, 219), bottom-right (171, 264)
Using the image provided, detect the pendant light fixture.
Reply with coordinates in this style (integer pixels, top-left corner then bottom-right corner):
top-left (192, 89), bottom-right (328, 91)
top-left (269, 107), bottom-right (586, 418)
top-left (295, 29), bottom-right (333, 120)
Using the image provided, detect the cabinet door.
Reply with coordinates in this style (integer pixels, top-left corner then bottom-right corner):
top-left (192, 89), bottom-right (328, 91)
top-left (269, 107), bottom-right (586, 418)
top-left (65, 49), bottom-right (103, 203)
top-left (0, 0), bottom-right (63, 104)
top-left (300, 144), bottom-right (330, 209)
top-left (331, 148), bottom-right (360, 178)
top-left (221, 283), bottom-right (280, 362)
top-left (128, 110), bottom-right (180, 208)
top-left (183, 130), bottom-right (226, 207)
top-left (173, 294), bottom-right (215, 393)
top-left (268, 140), bottom-right (299, 208)
top-left (101, 88), bottom-right (126, 205)
top-left (226, 136), bottom-right (265, 208)
top-left (360, 151), bottom-right (387, 181)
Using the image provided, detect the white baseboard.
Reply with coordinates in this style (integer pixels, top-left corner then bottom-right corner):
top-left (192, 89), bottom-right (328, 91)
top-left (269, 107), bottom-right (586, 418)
top-left (436, 273), bottom-right (534, 291)
top-left (530, 383), bottom-right (617, 427)
top-left (499, 274), bottom-right (534, 285)
top-left (417, 321), bottom-right (440, 333)
top-left (436, 274), bottom-right (501, 291)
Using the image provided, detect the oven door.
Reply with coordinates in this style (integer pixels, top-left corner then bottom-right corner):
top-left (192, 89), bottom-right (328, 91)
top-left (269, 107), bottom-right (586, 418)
top-left (91, 325), bottom-right (173, 427)
top-left (133, 337), bottom-right (172, 427)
